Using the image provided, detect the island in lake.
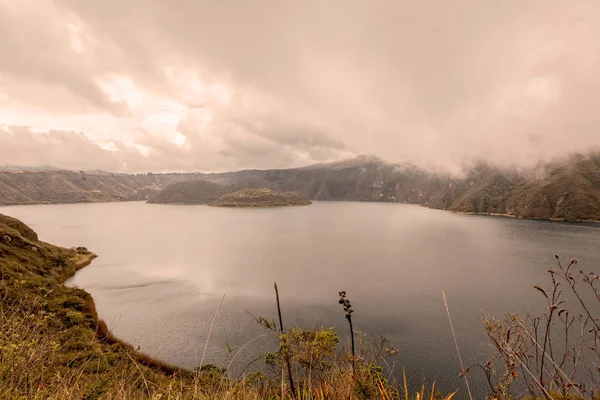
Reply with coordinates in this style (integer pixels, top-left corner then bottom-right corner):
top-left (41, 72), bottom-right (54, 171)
top-left (210, 188), bottom-right (312, 207)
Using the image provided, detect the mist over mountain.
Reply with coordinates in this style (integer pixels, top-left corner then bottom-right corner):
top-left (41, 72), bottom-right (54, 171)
top-left (2, 2), bottom-right (600, 175)
top-left (4, 152), bottom-right (599, 221)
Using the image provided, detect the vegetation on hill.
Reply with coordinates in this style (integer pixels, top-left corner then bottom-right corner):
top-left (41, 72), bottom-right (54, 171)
top-left (229, 175), bottom-right (273, 191)
top-left (205, 155), bottom-right (450, 204)
top-left (149, 176), bottom-right (274, 205)
top-left (4, 153), bottom-right (600, 221)
top-left (210, 188), bottom-right (312, 207)
top-left (149, 156), bottom-right (450, 206)
top-left (147, 180), bottom-right (228, 204)
top-left (426, 154), bottom-right (600, 221)
top-left (0, 214), bottom-right (197, 398)
top-left (0, 171), bottom-right (175, 205)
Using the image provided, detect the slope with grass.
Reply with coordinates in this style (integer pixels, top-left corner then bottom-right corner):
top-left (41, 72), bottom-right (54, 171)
top-left (0, 170), bottom-right (179, 205)
top-left (147, 179), bottom-right (229, 204)
top-left (148, 176), bottom-right (275, 205)
top-left (425, 154), bottom-right (600, 221)
top-left (0, 213), bottom-right (202, 398)
top-left (149, 156), bottom-right (451, 205)
top-left (210, 188), bottom-right (312, 207)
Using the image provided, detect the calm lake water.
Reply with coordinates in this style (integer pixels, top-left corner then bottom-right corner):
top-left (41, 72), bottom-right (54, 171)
top-left (2, 201), bottom-right (600, 398)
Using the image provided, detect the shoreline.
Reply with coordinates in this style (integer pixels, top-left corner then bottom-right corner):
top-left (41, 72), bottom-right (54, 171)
top-left (0, 199), bottom-right (149, 207)
top-left (64, 251), bottom-right (188, 376)
top-left (210, 202), bottom-right (312, 208)
top-left (448, 209), bottom-right (600, 224)
top-left (4, 198), bottom-right (599, 224)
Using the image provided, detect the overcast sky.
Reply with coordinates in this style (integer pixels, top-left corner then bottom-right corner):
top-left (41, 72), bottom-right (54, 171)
top-left (1, 1), bottom-right (599, 173)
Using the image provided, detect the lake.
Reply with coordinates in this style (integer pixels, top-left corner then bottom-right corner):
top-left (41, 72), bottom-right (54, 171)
top-left (2, 201), bottom-right (599, 398)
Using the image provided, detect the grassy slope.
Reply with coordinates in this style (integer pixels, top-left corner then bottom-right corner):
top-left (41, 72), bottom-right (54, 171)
top-left (0, 213), bottom-right (226, 399)
top-left (150, 159), bottom-right (450, 206)
top-left (147, 180), bottom-right (228, 204)
top-left (149, 176), bottom-right (276, 205)
top-left (0, 171), bottom-right (182, 205)
top-left (210, 188), bottom-right (312, 207)
top-left (428, 154), bottom-right (600, 221)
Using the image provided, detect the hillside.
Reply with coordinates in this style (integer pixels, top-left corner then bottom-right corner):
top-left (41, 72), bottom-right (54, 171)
top-left (150, 155), bottom-right (451, 205)
top-left (0, 170), bottom-right (178, 205)
top-left (210, 188), bottom-right (312, 207)
top-left (0, 214), bottom-right (194, 398)
top-left (4, 153), bottom-right (600, 221)
top-left (425, 154), bottom-right (600, 221)
top-left (148, 175), bottom-right (275, 205)
top-left (200, 155), bottom-right (451, 203)
top-left (147, 179), bottom-right (228, 204)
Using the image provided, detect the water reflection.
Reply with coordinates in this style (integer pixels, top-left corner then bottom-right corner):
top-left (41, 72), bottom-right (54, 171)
top-left (2, 201), bottom-right (599, 398)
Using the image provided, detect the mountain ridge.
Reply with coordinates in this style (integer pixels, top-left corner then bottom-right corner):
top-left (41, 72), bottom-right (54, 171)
top-left (2, 154), bottom-right (600, 222)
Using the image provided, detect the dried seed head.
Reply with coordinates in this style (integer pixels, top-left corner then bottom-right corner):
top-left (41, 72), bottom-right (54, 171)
top-left (534, 285), bottom-right (548, 298)
top-left (338, 289), bottom-right (354, 320)
top-left (572, 258), bottom-right (579, 265)
top-left (555, 254), bottom-right (559, 259)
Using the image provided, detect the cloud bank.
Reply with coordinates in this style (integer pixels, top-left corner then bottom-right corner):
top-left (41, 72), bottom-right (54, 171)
top-left (1, 0), bottom-right (599, 173)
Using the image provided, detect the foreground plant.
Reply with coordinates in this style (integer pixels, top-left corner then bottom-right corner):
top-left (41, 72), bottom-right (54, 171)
top-left (466, 255), bottom-right (600, 400)
top-left (339, 290), bottom-right (356, 375)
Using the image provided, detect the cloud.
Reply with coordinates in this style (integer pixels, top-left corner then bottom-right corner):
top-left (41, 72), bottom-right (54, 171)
top-left (0, 1), bottom-right (130, 116)
top-left (0, 0), bottom-right (599, 173)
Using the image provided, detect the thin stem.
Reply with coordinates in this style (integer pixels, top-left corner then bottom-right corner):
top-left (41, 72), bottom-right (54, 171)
top-left (442, 291), bottom-right (473, 400)
top-left (348, 316), bottom-right (355, 375)
top-left (274, 282), bottom-right (295, 399)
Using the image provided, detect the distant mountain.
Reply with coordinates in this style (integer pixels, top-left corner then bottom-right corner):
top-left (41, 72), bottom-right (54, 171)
top-left (147, 180), bottom-right (228, 204)
top-left (0, 171), bottom-right (175, 205)
top-left (425, 153), bottom-right (600, 221)
top-left (150, 155), bottom-right (450, 205)
top-left (210, 188), bottom-right (311, 207)
top-left (0, 164), bottom-right (60, 171)
top-left (148, 176), bottom-right (275, 205)
top-left (198, 155), bottom-right (450, 203)
top-left (3, 154), bottom-right (600, 222)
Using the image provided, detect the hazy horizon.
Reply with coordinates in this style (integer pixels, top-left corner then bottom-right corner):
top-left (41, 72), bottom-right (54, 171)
top-left (3, 150), bottom-right (599, 180)
top-left (2, 1), bottom-right (600, 174)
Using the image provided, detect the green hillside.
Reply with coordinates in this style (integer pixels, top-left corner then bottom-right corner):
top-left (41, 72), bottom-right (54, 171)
top-left (210, 188), bottom-right (312, 207)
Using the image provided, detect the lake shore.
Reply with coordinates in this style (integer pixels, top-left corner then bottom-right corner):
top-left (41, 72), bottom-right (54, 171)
top-left (64, 252), bottom-right (187, 375)
top-left (449, 209), bottom-right (600, 224)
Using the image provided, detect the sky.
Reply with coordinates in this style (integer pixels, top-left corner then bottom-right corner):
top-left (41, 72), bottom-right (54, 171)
top-left (1, 0), bottom-right (600, 174)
